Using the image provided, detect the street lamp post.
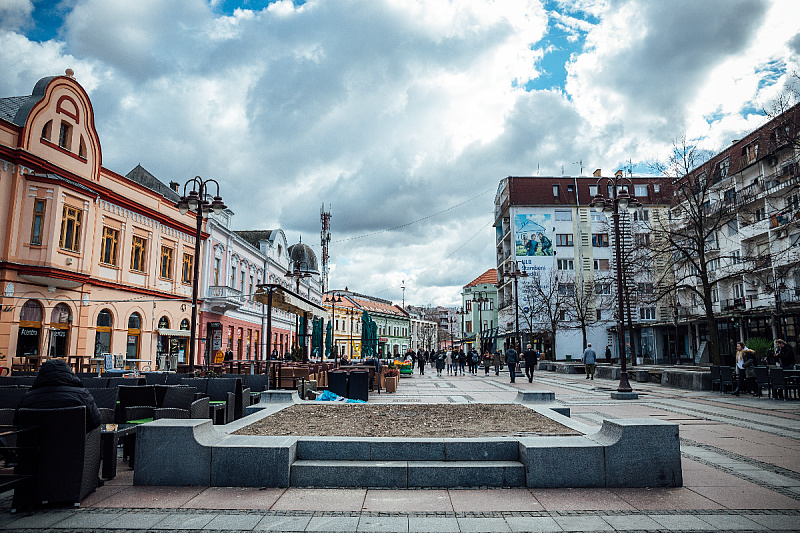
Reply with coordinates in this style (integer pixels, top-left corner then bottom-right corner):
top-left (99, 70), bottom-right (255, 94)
top-left (775, 282), bottom-right (787, 340)
top-left (502, 261), bottom-right (528, 352)
top-left (175, 176), bottom-right (226, 372)
top-left (591, 176), bottom-right (641, 393)
top-left (329, 293), bottom-right (342, 365)
top-left (456, 306), bottom-right (467, 351)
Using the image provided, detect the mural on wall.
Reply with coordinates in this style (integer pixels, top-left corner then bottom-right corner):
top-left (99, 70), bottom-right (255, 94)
top-left (514, 213), bottom-right (553, 259)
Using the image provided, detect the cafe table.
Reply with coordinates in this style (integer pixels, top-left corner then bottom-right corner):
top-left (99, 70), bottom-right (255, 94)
top-left (100, 423), bottom-right (137, 479)
top-left (124, 358), bottom-right (151, 375)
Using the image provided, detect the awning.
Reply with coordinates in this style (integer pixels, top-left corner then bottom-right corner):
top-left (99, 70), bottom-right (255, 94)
top-left (254, 284), bottom-right (329, 320)
top-left (158, 328), bottom-right (191, 337)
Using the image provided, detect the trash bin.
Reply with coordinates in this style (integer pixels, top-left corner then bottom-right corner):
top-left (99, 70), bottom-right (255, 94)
top-left (348, 371), bottom-right (369, 402)
top-left (327, 371), bottom-right (348, 398)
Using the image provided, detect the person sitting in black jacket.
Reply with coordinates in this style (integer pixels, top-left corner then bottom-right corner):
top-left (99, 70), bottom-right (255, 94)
top-left (16, 359), bottom-right (102, 432)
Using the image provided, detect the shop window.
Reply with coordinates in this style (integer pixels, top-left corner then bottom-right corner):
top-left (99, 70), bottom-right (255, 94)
top-left (94, 309), bottom-right (113, 358)
top-left (59, 204), bottom-right (82, 252)
top-left (179, 319), bottom-right (189, 363)
top-left (49, 303), bottom-right (72, 358)
top-left (101, 227), bottom-right (118, 265)
top-left (30, 199), bottom-right (46, 245)
top-left (17, 300), bottom-right (43, 360)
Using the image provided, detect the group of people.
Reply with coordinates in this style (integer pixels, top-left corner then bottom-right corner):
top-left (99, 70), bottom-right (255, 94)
top-left (405, 343), bottom-right (541, 384)
top-left (730, 338), bottom-right (796, 396)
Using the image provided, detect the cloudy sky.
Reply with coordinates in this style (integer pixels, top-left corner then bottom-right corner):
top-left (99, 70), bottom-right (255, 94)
top-left (1, 0), bottom-right (799, 307)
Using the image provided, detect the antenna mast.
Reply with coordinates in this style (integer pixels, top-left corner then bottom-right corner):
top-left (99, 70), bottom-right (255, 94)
top-left (320, 203), bottom-right (332, 293)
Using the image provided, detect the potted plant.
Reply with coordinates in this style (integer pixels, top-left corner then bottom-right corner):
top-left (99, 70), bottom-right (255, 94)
top-left (384, 368), bottom-right (400, 393)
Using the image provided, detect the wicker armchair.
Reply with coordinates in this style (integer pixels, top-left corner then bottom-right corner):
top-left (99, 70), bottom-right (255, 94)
top-left (86, 387), bottom-right (117, 424)
top-left (12, 406), bottom-right (100, 510)
top-left (153, 387), bottom-right (208, 420)
top-left (117, 385), bottom-right (157, 422)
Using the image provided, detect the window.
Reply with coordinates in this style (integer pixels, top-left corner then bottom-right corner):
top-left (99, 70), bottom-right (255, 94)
top-left (724, 188), bottom-right (736, 204)
top-left (127, 313), bottom-right (141, 360)
top-left (94, 309), bottom-right (113, 358)
top-left (240, 270), bottom-right (246, 291)
top-left (41, 120), bottom-right (52, 140)
top-left (639, 308), bottom-right (656, 320)
top-left (754, 207), bottom-right (766, 222)
top-left (30, 199), bottom-right (46, 245)
top-left (213, 257), bottom-right (220, 285)
top-left (654, 184), bottom-right (660, 193)
top-left (634, 233), bottom-right (651, 247)
top-left (557, 259), bottom-right (574, 270)
top-left (559, 310), bottom-right (567, 320)
top-left (744, 142), bottom-right (758, 164)
top-left (731, 250), bottom-right (741, 263)
top-left (101, 227), bottom-right (119, 265)
top-left (465, 321), bottom-right (472, 333)
top-left (634, 185), bottom-right (647, 198)
top-left (59, 205), bottom-right (82, 252)
top-left (592, 233), bottom-right (609, 247)
top-left (589, 185), bottom-right (598, 196)
top-left (718, 158), bottom-right (730, 177)
top-left (637, 282), bottom-right (653, 294)
top-left (727, 220), bottom-right (738, 236)
top-left (734, 283), bottom-right (744, 299)
top-left (230, 262), bottom-right (236, 287)
top-left (596, 309), bottom-right (602, 320)
top-left (595, 283), bottom-right (612, 295)
top-left (593, 259), bottom-right (609, 270)
top-left (556, 234), bottom-right (573, 246)
top-left (633, 209), bottom-right (649, 222)
top-left (555, 210), bottom-right (572, 221)
top-left (465, 300), bottom-right (472, 312)
top-left (130, 236), bottom-right (146, 272)
top-left (160, 246), bottom-right (173, 279)
top-left (558, 283), bottom-right (575, 296)
top-left (183, 253), bottom-right (194, 284)
top-left (711, 287), bottom-right (719, 303)
top-left (567, 184), bottom-right (574, 192)
top-left (788, 193), bottom-right (800, 210)
top-left (553, 185), bottom-right (560, 196)
top-left (591, 211), bottom-right (605, 222)
top-left (58, 121), bottom-right (72, 150)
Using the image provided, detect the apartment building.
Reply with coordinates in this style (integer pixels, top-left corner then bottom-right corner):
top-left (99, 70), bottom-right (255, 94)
top-left (668, 103), bottom-right (800, 364)
top-left (493, 175), bottom-right (671, 360)
top-left (460, 269), bottom-right (498, 354)
top-left (0, 72), bottom-right (200, 372)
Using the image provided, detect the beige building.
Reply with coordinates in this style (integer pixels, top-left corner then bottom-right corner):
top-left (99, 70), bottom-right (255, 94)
top-left (0, 72), bottom-right (201, 372)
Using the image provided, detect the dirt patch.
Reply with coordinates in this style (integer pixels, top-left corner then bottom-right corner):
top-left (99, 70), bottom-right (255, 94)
top-left (233, 404), bottom-right (580, 438)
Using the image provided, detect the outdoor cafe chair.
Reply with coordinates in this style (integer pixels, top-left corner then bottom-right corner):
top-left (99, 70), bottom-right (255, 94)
top-left (80, 376), bottom-right (108, 389)
top-left (116, 385), bottom-right (158, 423)
top-left (86, 387), bottom-right (117, 424)
top-left (770, 368), bottom-right (797, 400)
top-left (719, 366), bottom-right (735, 393)
top-left (709, 366), bottom-right (721, 392)
top-left (153, 387), bottom-right (208, 420)
top-left (165, 373), bottom-right (183, 385)
top-left (12, 406), bottom-right (100, 510)
top-left (144, 373), bottom-right (168, 386)
top-left (106, 376), bottom-right (145, 388)
top-left (754, 366), bottom-right (771, 398)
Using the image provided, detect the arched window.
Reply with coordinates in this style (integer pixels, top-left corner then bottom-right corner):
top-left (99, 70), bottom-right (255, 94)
top-left (157, 316), bottom-right (170, 356)
top-left (126, 312), bottom-right (141, 360)
top-left (20, 300), bottom-right (43, 323)
top-left (17, 300), bottom-right (43, 360)
top-left (178, 319), bottom-right (190, 364)
top-left (49, 303), bottom-right (72, 358)
top-left (94, 309), bottom-right (113, 357)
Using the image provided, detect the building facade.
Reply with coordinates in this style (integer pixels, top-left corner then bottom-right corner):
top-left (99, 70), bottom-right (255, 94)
top-left (460, 269), bottom-right (498, 353)
top-left (0, 73), bottom-right (199, 372)
top-left (665, 104), bottom-right (800, 364)
top-left (493, 175), bottom-right (671, 361)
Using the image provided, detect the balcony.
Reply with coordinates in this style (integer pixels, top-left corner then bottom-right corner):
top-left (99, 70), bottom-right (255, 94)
top-left (739, 217), bottom-right (769, 240)
top-left (206, 285), bottom-right (243, 313)
top-left (721, 297), bottom-right (746, 312)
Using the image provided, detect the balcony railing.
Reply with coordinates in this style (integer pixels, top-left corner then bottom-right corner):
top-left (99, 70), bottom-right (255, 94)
top-left (721, 297), bottom-right (746, 311)
top-left (207, 285), bottom-right (243, 311)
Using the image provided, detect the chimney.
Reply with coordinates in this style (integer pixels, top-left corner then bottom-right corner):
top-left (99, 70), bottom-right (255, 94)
top-left (593, 169), bottom-right (602, 177)
top-left (615, 169), bottom-right (624, 177)
top-left (169, 181), bottom-right (180, 192)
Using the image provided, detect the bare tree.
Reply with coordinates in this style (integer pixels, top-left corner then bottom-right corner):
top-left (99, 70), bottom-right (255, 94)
top-left (520, 269), bottom-right (569, 360)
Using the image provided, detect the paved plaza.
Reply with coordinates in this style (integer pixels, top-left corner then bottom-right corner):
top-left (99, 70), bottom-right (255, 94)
top-left (1, 368), bottom-right (800, 532)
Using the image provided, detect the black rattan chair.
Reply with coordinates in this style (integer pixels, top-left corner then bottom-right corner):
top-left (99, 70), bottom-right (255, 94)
top-left (12, 406), bottom-right (100, 510)
top-left (754, 366), bottom-right (770, 398)
top-left (86, 387), bottom-right (117, 424)
top-left (153, 387), bottom-right (208, 420)
top-left (719, 366), bottom-right (735, 393)
top-left (117, 385), bottom-right (157, 422)
top-left (80, 377), bottom-right (108, 389)
top-left (709, 366), bottom-right (721, 392)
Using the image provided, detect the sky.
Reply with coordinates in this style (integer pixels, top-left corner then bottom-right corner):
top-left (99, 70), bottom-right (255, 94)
top-left (1, 0), bottom-right (799, 307)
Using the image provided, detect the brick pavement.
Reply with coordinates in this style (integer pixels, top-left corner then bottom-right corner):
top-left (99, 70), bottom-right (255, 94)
top-left (1, 368), bottom-right (799, 531)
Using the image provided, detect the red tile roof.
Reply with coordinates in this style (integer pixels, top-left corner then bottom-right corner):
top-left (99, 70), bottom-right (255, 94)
top-left (465, 269), bottom-right (497, 288)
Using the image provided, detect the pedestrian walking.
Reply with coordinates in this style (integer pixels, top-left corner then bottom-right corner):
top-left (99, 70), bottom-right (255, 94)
top-left (445, 350), bottom-right (453, 376)
top-left (418, 351), bottom-right (426, 375)
top-left (605, 345), bottom-right (612, 364)
top-left (582, 343), bottom-right (597, 380)
top-left (505, 345), bottom-right (519, 383)
top-left (492, 350), bottom-right (501, 375)
top-left (482, 350), bottom-right (492, 375)
top-left (523, 343), bottom-right (538, 383)
top-left (436, 351), bottom-right (446, 377)
top-left (459, 350), bottom-right (467, 375)
top-left (731, 342), bottom-right (755, 396)
top-left (410, 350), bottom-right (416, 370)
top-left (470, 349), bottom-right (480, 375)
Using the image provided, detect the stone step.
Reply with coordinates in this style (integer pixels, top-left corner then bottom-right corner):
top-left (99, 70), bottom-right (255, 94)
top-left (290, 460), bottom-right (526, 488)
top-left (295, 438), bottom-right (519, 462)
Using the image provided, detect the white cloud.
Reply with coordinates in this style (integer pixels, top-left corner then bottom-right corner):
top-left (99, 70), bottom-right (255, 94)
top-left (0, 0), bottom-right (33, 32)
top-left (0, 0), bottom-right (797, 305)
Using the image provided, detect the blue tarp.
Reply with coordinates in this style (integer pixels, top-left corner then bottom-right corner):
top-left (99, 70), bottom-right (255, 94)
top-left (315, 390), bottom-right (366, 403)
